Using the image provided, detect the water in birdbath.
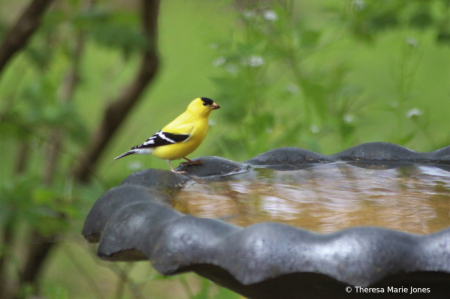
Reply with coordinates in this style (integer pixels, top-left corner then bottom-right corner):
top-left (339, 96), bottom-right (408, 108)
top-left (172, 162), bottom-right (450, 234)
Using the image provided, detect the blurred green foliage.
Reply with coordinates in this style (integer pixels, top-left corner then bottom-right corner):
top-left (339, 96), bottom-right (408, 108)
top-left (209, 0), bottom-right (449, 159)
top-left (0, 0), bottom-right (449, 298)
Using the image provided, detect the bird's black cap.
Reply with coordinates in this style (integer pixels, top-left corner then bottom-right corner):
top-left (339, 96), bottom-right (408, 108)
top-left (200, 97), bottom-right (214, 105)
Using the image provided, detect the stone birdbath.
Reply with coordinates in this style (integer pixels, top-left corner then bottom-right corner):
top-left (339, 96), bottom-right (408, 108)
top-left (83, 142), bottom-right (450, 299)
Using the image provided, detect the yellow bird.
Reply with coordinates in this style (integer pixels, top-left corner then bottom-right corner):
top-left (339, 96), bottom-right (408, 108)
top-left (114, 97), bottom-right (220, 172)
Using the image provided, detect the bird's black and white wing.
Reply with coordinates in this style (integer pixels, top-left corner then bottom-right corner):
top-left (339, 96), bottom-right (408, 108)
top-left (114, 130), bottom-right (191, 160)
top-left (132, 130), bottom-right (191, 149)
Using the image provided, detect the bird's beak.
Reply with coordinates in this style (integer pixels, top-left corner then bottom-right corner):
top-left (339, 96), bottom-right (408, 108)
top-left (211, 102), bottom-right (220, 110)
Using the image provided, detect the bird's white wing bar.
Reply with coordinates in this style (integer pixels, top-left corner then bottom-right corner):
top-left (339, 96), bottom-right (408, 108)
top-left (157, 130), bottom-right (176, 144)
top-left (114, 130), bottom-right (191, 160)
top-left (114, 130), bottom-right (190, 160)
top-left (132, 130), bottom-right (190, 150)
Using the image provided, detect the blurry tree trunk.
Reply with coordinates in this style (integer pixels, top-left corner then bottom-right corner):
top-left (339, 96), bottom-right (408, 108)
top-left (0, 215), bottom-right (17, 298)
top-left (17, 1), bottom-right (95, 296)
top-left (72, 0), bottom-right (161, 183)
top-left (43, 29), bottom-right (85, 185)
top-left (0, 0), bottom-right (160, 296)
top-left (15, 143), bottom-right (31, 174)
top-left (0, 0), bottom-right (54, 76)
top-left (0, 143), bottom-right (32, 298)
top-left (6, 0), bottom-right (161, 298)
top-left (17, 25), bottom-right (88, 299)
top-left (20, 232), bottom-right (55, 287)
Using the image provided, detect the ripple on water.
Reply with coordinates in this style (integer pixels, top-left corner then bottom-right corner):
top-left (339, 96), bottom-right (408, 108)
top-left (172, 163), bottom-right (450, 234)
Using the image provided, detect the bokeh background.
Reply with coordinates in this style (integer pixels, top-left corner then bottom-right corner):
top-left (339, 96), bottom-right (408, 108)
top-left (0, 0), bottom-right (449, 298)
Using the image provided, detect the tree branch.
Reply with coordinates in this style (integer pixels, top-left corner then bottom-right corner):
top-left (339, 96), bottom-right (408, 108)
top-left (72, 0), bottom-right (161, 183)
top-left (0, 0), bottom-right (54, 76)
top-left (0, 142), bottom-right (32, 299)
top-left (20, 231), bottom-right (55, 287)
top-left (43, 29), bottom-right (85, 186)
top-left (0, 216), bottom-right (16, 299)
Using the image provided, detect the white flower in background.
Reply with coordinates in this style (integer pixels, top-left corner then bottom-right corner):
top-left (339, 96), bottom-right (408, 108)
top-left (225, 64), bottom-right (238, 74)
top-left (310, 125), bottom-right (319, 134)
top-left (127, 161), bottom-right (142, 170)
top-left (344, 114), bottom-right (354, 124)
top-left (243, 10), bottom-right (256, 19)
top-left (249, 55), bottom-right (264, 67)
top-left (406, 37), bottom-right (418, 47)
top-left (353, 0), bottom-right (366, 11)
top-left (286, 83), bottom-right (299, 94)
top-left (242, 55), bottom-right (264, 67)
top-left (406, 108), bottom-right (422, 118)
top-left (264, 10), bottom-right (278, 21)
top-left (213, 57), bottom-right (226, 67)
top-left (209, 119), bottom-right (216, 126)
top-left (208, 43), bottom-right (218, 49)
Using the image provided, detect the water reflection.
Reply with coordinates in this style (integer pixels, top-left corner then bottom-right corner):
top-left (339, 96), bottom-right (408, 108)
top-left (172, 163), bottom-right (450, 234)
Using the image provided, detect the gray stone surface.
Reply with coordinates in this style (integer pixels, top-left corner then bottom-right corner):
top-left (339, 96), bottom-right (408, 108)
top-left (175, 156), bottom-right (249, 177)
top-left (120, 168), bottom-right (189, 192)
top-left (83, 143), bottom-right (450, 298)
top-left (245, 147), bottom-right (334, 170)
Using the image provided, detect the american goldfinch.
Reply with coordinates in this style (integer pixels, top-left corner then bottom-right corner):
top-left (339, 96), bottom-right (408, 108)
top-left (114, 97), bottom-right (220, 172)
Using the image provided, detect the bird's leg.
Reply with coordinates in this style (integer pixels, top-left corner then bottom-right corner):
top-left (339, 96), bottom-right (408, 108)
top-left (181, 157), bottom-right (202, 165)
top-left (166, 160), bottom-right (185, 174)
top-left (166, 160), bottom-right (175, 171)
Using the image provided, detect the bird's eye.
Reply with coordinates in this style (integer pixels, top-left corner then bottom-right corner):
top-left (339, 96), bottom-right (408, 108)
top-left (203, 102), bottom-right (207, 106)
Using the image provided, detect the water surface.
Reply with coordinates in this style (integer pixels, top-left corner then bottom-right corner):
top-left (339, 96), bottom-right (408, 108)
top-left (173, 163), bottom-right (450, 234)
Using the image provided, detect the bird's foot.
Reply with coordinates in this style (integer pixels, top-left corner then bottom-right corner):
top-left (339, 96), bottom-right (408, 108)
top-left (181, 159), bottom-right (202, 166)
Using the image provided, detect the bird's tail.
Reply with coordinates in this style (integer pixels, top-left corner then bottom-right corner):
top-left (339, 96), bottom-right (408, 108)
top-left (114, 148), bottom-right (153, 160)
top-left (114, 151), bottom-right (135, 160)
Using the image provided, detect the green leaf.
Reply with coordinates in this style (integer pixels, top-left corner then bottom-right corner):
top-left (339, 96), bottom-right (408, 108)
top-left (369, 12), bottom-right (398, 31)
top-left (45, 285), bottom-right (69, 299)
top-left (0, 20), bottom-right (8, 41)
top-left (32, 188), bottom-right (56, 205)
top-left (302, 30), bottom-right (321, 48)
top-left (399, 132), bottom-right (416, 145)
top-left (300, 79), bottom-right (328, 120)
top-left (250, 112), bottom-right (275, 135)
top-left (437, 31), bottom-right (450, 45)
top-left (90, 24), bottom-right (151, 57)
top-left (72, 8), bottom-right (111, 30)
top-left (192, 278), bottom-right (211, 299)
top-left (41, 10), bottom-right (69, 31)
top-left (214, 287), bottom-right (241, 299)
top-left (72, 9), bottom-right (150, 57)
top-left (409, 11), bottom-right (433, 29)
